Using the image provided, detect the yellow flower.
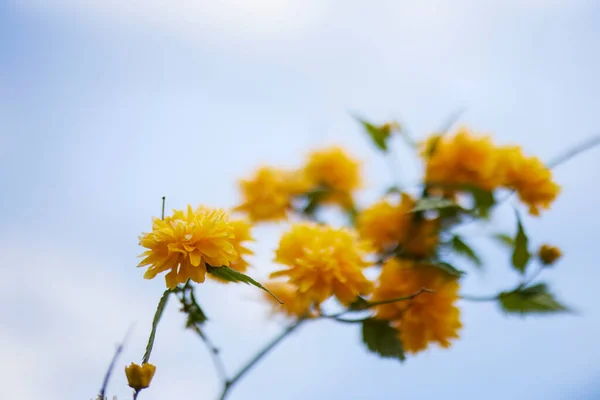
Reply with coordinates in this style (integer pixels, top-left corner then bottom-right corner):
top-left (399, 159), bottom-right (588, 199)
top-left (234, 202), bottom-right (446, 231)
top-left (263, 281), bottom-right (314, 318)
top-left (271, 222), bottom-right (373, 305)
top-left (537, 244), bottom-right (562, 266)
top-left (497, 146), bottom-right (560, 216)
top-left (304, 146), bottom-right (362, 198)
top-left (125, 363), bottom-right (156, 391)
top-left (423, 127), bottom-right (501, 191)
top-left (210, 219), bottom-right (254, 283)
top-left (138, 206), bottom-right (240, 289)
top-left (373, 259), bottom-right (461, 354)
top-left (357, 194), bottom-right (439, 258)
top-left (235, 167), bottom-right (310, 222)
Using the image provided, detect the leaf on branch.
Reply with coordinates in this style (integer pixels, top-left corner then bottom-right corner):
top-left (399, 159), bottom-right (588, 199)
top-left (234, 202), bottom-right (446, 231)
top-left (511, 211), bottom-right (531, 274)
top-left (431, 262), bottom-right (465, 278)
top-left (499, 283), bottom-right (570, 315)
top-left (409, 197), bottom-right (461, 213)
top-left (142, 289), bottom-right (171, 364)
top-left (361, 318), bottom-right (405, 362)
top-left (302, 187), bottom-right (329, 216)
top-left (182, 288), bottom-right (208, 328)
top-left (451, 235), bottom-right (483, 268)
top-left (357, 118), bottom-right (396, 152)
top-left (207, 265), bottom-right (283, 304)
top-left (493, 233), bottom-right (515, 248)
top-left (461, 185), bottom-right (495, 218)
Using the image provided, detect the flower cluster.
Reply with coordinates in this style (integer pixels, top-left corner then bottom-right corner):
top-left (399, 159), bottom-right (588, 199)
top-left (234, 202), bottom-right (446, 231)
top-left (423, 127), bottom-right (560, 216)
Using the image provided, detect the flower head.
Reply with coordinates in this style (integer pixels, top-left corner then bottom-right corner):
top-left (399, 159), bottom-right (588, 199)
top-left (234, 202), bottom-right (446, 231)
top-left (210, 219), bottom-right (254, 283)
top-left (138, 206), bottom-right (241, 289)
top-left (125, 362), bottom-right (156, 391)
top-left (373, 259), bottom-right (461, 354)
top-left (497, 146), bottom-right (560, 216)
top-left (235, 167), bottom-right (310, 222)
top-left (304, 146), bottom-right (362, 195)
top-left (357, 193), bottom-right (439, 258)
top-left (271, 223), bottom-right (373, 305)
top-left (263, 281), bottom-right (314, 318)
top-left (423, 128), bottom-right (501, 191)
top-left (538, 244), bottom-right (562, 266)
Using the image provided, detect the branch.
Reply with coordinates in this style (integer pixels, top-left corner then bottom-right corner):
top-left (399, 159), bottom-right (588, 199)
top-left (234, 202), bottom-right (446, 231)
top-left (99, 325), bottom-right (134, 399)
top-left (189, 324), bottom-right (228, 383)
top-left (218, 319), bottom-right (306, 400)
top-left (461, 263), bottom-right (545, 302)
top-left (364, 287), bottom-right (434, 308)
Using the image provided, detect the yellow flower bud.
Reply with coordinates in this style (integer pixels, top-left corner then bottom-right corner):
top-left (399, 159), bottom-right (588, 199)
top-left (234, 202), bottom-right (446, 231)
top-left (538, 244), bottom-right (562, 266)
top-left (125, 362), bottom-right (156, 391)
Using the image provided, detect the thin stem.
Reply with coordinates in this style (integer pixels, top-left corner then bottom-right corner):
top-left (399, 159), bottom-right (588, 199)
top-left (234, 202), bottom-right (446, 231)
top-left (547, 133), bottom-right (600, 169)
top-left (133, 391), bottom-right (139, 400)
top-left (218, 319), bottom-right (306, 400)
top-left (365, 288), bottom-right (434, 308)
top-left (190, 324), bottom-right (229, 383)
top-left (461, 263), bottom-right (546, 302)
top-left (460, 294), bottom-right (498, 302)
top-left (99, 326), bottom-right (133, 399)
top-left (332, 316), bottom-right (370, 324)
top-left (161, 196), bottom-right (166, 220)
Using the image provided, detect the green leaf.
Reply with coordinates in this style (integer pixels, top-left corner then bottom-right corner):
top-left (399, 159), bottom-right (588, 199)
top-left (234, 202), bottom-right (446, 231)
top-left (302, 187), bottom-right (329, 216)
top-left (511, 211), bottom-right (531, 274)
top-left (207, 265), bottom-right (282, 303)
top-left (183, 288), bottom-right (208, 328)
top-left (459, 185), bottom-right (495, 218)
top-left (142, 289), bottom-right (171, 364)
top-left (451, 235), bottom-right (482, 268)
top-left (409, 197), bottom-right (461, 213)
top-left (499, 283), bottom-right (570, 315)
top-left (493, 233), bottom-right (515, 248)
top-left (357, 118), bottom-right (394, 152)
top-left (385, 185), bottom-right (402, 195)
top-left (432, 262), bottom-right (465, 278)
top-left (361, 318), bottom-right (405, 361)
top-left (348, 296), bottom-right (370, 311)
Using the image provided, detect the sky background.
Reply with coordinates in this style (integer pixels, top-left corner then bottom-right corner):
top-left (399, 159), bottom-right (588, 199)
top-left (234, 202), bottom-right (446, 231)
top-left (2, 1), bottom-right (600, 399)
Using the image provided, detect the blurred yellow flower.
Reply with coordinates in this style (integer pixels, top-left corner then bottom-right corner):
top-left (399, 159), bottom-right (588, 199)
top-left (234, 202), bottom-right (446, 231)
top-left (263, 281), bottom-right (314, 318)
top-left (423, 127), bottom-right (501, 191)
top-left (497, 146), bottom-right (560, 216)
top-left (125, 362), bottom-right (156, 391)
top-left (138, 206), bottom-right (240, 289)
top-left (235, 167), bottom-right (310, 222)
top-left (304, 146), bottom-right (362, 203)
top-left (537, 244), bottom-right (562, 266)
top-left (210, 219), bottom-right (254, 283)
top-left (357, 193), bottom-right (439, 258)
top-left (373, 259), bottom-right (461, 354)
top-left (271, 222), bottom-right (373, 305)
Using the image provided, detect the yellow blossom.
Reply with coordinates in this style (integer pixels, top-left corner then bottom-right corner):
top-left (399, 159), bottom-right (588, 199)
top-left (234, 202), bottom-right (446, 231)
top-left (304, 146), bottom-right (362, 203)
top-left (271, 223), bottom-right (373, 305)
top-left (235, 167), bottom-right (310, 222)
top-left (538, 244), bottom-right (562, 266)
top-left (210, 219), bottom-right (254, 283)
top-left (263, 281), bottom-right (314, 318)
top-left (138, 206), bottom-right (241, 289)
top-left (373, 259), bottom-right (461, 354)
top-left (356, 193), bottom-right (439, 258)
top-left (423, 127), bottom-right (501, 191)
top-left (497, 146), bottom-right (560, 216)
top-left (125, 363), bottom-right (156, 391)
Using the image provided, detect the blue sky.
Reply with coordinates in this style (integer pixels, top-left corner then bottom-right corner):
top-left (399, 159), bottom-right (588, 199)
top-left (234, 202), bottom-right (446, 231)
top-left (2, 1), bottom-right (600, 399)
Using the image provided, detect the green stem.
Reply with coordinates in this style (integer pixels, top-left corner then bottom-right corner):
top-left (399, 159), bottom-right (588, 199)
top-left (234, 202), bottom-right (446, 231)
top-left (218, 319), bottom-right (306, 400)
top-left (142, 289), bottom-right (171, 364)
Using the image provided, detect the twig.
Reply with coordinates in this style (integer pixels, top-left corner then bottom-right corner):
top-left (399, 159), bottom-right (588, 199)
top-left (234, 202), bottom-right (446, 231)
top-left (218, 319), bottom-right (306, 400)
top-left (161, 196), bottom-right (166, 220)
top-left (461, 263), bottom-right (546, 302)
top-left (547, 133), bottom-right (600, 169)
top-left (364, 288), bottom-right (434, 308)
top-left (189, 324), bottom-right (229, 383)
top-left (99, 325), bottom-right (134, 399)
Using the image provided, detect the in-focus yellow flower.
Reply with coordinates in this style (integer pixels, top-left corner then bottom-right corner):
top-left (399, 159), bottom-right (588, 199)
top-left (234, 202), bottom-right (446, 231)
top-left (422, 127), bottom-right (501, 191)
top-left (210, 219), bottom-right (254, 283)
top-left (304, 146), bottom-right (362, 201)
top-left (125, 362), bottom-right (156, 391)
top-left (537, 244), bottom-right (562, 266)
top-left (235, 167), bottom-right (310, 222)
top-left (357, 193), bottom-right (439, 258)
top-left (373, 259), bottom-right (461, 354)
top-left (271, 223), bottom-right (373, 305)
top-left (138, 206), bottom-right (240, 289)
top-left (497, 146), bottom-right (560, 216)
top-left (263, 281), bottom-right (314, 318)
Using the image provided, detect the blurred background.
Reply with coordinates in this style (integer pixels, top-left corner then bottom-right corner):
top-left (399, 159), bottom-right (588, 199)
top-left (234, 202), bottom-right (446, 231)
top-left (2, 1), bottom-right (600, 399)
